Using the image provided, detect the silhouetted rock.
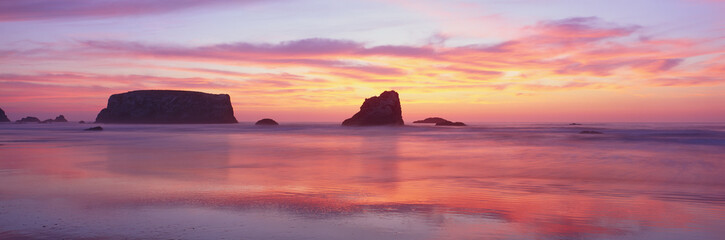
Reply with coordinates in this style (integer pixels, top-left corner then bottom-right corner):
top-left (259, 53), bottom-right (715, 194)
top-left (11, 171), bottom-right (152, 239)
top-left (95, 90), bottom-right (238, 124)
top-left (255, 118), bottom-right (279, 126)
top-left (39, 115), bottom-right (68, 124)
top-left (436, 120), bottom-right (466, 126)
top-left (79, 121), bottom-right (86, 124)
top-left (54, 115), bottom-right (68, 122)
top-left (342, 90), bottom-right (404, 126)
top-left (16, 116), bottom-right (40, 123)
top-left (569, 123), bottom-right (582, 125)
top-left (84, 126), bottom-right (103, 131)
top-left (0, 107), bottom-right (9, 122)
top-left (579, 131), bottom-right (603, 134)
top-left (413, 117), bottom-right (450, 124)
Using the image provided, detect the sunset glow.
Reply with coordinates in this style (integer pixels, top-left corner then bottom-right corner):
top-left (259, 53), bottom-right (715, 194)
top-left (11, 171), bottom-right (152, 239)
top-left (1, 0), bottom-right (723, 122)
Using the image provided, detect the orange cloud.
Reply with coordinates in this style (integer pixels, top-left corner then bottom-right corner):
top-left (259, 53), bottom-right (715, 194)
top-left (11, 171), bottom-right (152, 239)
top-left (1, 17), bottom-right (723, 121)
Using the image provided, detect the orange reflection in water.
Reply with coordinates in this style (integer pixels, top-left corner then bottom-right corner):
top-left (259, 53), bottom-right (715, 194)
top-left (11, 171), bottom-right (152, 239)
top-left (1, 124), bottom-right (724, 239)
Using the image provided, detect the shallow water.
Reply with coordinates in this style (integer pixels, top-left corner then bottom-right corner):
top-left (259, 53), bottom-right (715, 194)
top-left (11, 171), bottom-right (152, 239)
top-left (1, 122), bottom-right (724, 239)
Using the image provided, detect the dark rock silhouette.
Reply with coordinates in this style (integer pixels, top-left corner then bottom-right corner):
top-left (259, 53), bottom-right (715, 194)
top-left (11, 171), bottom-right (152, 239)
top-left (413, 117), bottom-right (450, 124)
top-left (39, 115), bottom-right (69, 124)
top-left (79, 121), bottom-right (86, 124)
top-left (255, 118), bottom-right (279, 126)
top-left (54, 115), bottom-right (68, 122)
top-left (95, 90), bottom-right (238, 124)
top-left (0, 107), bottom-right (9, 122)
top-left (84, 126), bottom-right (103, 131)
top-left (342, 90), bottom-right (404, 126)
top-left (580, 131), bottom-right (603, 134)
top-left (16, 116), bottom-right (40, 123)
top-left (414, 117), bottom-right (466, 126)
top-left (569, 123), bottom-right (582, 125)
top-left (436, 120), bottom-right (466, 126)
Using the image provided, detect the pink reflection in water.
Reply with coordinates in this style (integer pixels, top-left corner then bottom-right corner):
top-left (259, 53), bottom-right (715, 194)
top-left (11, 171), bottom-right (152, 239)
top-left (0, 123), bottom-right (724, 239)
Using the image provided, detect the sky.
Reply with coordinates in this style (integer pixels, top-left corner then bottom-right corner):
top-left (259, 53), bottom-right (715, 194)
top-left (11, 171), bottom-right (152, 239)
top-left (0, 0), bottom-right (723, 122)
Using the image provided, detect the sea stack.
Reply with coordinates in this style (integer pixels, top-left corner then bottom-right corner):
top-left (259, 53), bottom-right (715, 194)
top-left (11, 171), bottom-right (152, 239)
top-left (0, 107), bottom-right (9, 122)
top-left (342, 90), bottom-right (404, 126)
top-left (95, 90), bottom-right (238, 124)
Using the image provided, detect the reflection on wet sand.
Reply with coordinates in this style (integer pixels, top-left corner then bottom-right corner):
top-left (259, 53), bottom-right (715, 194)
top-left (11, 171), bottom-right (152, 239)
top-left (0, 123), bottom-right (724, 239)
top-left (102, 133), bottom-right (232, 181)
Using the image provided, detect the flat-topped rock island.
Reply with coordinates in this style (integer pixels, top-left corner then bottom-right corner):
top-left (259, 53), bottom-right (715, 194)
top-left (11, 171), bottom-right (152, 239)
top-left (95, 90), bottom-right (238, 124)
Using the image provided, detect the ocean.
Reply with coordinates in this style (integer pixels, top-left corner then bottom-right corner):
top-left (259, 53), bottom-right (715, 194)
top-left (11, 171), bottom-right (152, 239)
top-left (1, 122), bottom-right (724, 239)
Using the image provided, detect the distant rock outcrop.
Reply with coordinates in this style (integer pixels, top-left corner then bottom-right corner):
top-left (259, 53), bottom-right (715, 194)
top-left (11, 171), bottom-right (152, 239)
top-left (0, 107), bottom-right (9, 122)
top-left (40, 115), bottom-right (69, 123)
top-left (579, 131), bottom-right (603, 134)
top-left (54, 115), bottom-right (68, 122)
top-left (436, 121), bottom-right (466, 126)
top-left (414, 117), bottom-right (466, 126)
top-left (255, 118), bottom-right (279, 126)
top-left (16, 116), bottom-right (40, 123)
top-left (569, 123), bottom-right (582, 125)
top-left (342, 90), bottom-right (404, 126)
top-left (95, 90), bottom-right (238, 124)
top-left (413, 117), bottom-right (449, 124)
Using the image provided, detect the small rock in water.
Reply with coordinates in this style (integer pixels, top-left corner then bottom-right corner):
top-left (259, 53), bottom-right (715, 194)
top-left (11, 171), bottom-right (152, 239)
top-left (569, 123), bottom-right (582, 125)
top-left (413, 117), bottom-right (450, 124)
top-left (435, 120), bottom-right (466, 126)
top-left (79, 121), bottom-right (86, 124)
top-left (579, 131), bottom-right (603, 134)
top-left (84, 126), bottom-right (103, 131)
top-left (255, 118), bottom-right (279, 126)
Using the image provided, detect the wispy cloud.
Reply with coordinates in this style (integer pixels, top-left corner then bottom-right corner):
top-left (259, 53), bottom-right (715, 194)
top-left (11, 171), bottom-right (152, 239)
top-left (0, 0), bottom-right (270, 22)
top-left (1, 15), bottom-right (723, 121)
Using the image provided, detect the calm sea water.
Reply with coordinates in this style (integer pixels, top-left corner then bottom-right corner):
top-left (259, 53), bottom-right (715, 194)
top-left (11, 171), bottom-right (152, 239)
top-left (1, 122), bottom-right (724, 239)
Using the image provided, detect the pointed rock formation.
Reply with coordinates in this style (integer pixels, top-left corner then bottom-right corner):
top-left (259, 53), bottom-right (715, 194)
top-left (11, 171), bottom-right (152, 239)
top-left (95, 90), bottom-right (238, 124)
top-left (0, 107), bottom-right (9, 122)
top-left (255, 118), bottom-right (279, 126)
top-left (342, 90), bottom-right (404, 126)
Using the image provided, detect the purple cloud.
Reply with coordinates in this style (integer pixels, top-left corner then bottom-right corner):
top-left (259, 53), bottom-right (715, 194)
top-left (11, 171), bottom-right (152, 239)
top-left (0, 0), bottom-right (269, 22)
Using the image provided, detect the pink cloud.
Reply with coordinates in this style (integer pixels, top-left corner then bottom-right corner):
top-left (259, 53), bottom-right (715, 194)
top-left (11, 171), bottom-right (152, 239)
top-left (0, 0), bottom-right (269, 22)
top-left (530, 17), bottom-right (640, 44)
top-left (360, 45), bottom-right (437, 58)
top-left (1, 16), bottom-right (717, 97)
